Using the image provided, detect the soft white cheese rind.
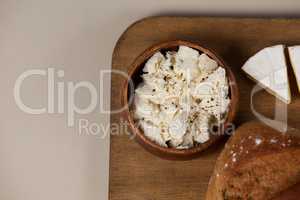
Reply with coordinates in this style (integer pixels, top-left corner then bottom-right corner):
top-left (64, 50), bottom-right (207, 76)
top-left (242, 45), bottom-right (291, 104)
top-left (288, 46), bottom-right (300, 93)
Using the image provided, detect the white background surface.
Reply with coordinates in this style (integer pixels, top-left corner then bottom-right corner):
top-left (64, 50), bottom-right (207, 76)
top-left (1, 0), bottom-right (300, 200)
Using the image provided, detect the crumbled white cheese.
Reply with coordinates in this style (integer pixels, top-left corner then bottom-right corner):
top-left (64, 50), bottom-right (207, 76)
top-left (177, 46), bottom-right (199, 60)
top-left (198, 53), bottom-right (218, 73)
top-left (168, 111), bottom-right (188, 141)
top-left (134, 45), bottom-right (230, 149)
top-left (143, 52), bottom-right (165, 74)
top-left (138, 120), bottom-right (167, 147)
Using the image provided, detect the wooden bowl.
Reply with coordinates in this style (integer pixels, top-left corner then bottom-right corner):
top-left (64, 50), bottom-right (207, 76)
top-left (122, 40), bottom-right (239, 160)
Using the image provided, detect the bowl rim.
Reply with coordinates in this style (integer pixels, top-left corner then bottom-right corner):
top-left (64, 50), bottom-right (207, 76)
top-left (122, 40), bottom-right (239, 158)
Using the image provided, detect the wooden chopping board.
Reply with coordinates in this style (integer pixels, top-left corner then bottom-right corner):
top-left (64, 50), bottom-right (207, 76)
top-left (109, 16), bottom-right (300, 200)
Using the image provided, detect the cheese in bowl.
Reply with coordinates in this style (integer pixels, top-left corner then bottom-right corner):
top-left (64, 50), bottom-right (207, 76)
top-left (133, 46), bottom-right (230, 149)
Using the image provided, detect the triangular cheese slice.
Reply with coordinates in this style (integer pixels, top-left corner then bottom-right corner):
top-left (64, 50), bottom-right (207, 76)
top-left (242, 45), bottom-right (291, 104)
top-left (288, 46), bottom-right (300, 93)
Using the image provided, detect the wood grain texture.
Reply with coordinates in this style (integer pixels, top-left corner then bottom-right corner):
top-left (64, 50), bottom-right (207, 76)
top-left (109, 16), bottom-right (300, 200)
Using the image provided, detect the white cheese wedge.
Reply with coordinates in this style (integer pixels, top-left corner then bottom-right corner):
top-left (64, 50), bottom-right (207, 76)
top-left (242, 45), bottom-right (291, 104)
top-left (288, 46), bottom-right (300, 93)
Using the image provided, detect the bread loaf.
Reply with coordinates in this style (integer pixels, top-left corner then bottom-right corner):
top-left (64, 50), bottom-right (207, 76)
top-left (206, 122), bottom-right (300, 200)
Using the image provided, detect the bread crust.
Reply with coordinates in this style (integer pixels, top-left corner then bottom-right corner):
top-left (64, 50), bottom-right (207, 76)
top-left (206, 121), bottom-right (300, 200)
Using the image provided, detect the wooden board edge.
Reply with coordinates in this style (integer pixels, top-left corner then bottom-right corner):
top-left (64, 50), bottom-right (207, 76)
top-left (111, 16), bottom-right (300, 68)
